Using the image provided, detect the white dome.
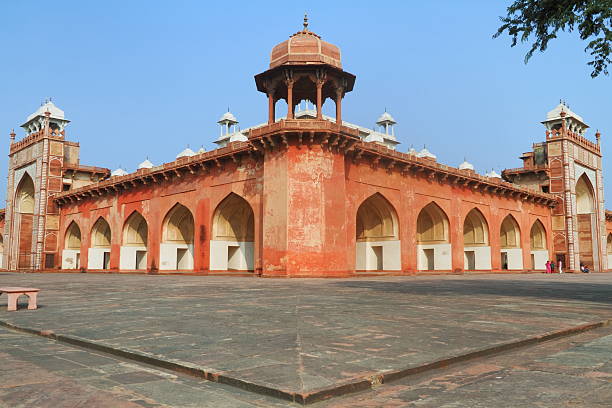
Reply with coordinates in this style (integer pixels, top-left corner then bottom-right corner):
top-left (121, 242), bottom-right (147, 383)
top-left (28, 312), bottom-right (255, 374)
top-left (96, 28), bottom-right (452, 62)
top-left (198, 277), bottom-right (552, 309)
top-left (111, 168), bottom-right (128, 177)
top-left (407, 146), bottom-right (418, 155)
top-left (229, 131), bottom-right (248, 143)
top-left (218, 111), bottom-right (238, 124)
top-left (197, 146), bottom-right (206, 154)
top-left (176, 147), bottom-right (195, 159)
top-left (486, 169), bottom-right (501, 178)
top-left (417, 148), bottom-right (436, 160)
top-left (364, 131), bottom-right (385, 143)
top-left (26, 100), bottom-right (65, 122)
top-left (459, 160), bottom-right (474, 171)
top-left (138, 159), bottom-right (153, 169)
top-left (376, 111), bottom-right (396, 124)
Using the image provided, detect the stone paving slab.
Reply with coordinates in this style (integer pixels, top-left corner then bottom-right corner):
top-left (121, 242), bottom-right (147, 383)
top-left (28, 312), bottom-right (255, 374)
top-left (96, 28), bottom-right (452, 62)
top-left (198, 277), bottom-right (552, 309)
top-left (314, 324), bottom-right (612, 407)
top-left (0, 327), bottom-right (288, 408)
top-left (0, 272), bottom-right (611, 402)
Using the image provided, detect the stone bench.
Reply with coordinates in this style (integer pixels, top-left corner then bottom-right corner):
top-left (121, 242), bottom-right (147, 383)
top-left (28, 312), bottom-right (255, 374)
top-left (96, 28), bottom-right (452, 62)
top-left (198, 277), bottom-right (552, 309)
top-left (0, 287), bottom-right (40, 311)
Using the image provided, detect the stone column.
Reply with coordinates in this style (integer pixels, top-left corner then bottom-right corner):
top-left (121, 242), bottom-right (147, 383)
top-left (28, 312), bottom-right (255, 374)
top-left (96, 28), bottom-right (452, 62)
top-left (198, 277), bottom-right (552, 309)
top-left (316, 81), bottom-right (323, 120)
top-left (268, 93), bottom-right (275, 125)
top-left (287, 80), bottom-right (294, 119)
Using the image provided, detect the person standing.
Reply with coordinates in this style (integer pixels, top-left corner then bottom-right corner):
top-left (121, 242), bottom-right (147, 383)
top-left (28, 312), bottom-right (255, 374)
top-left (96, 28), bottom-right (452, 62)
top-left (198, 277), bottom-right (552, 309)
top-left (550, 261), bottom-right (555, 273)
top-left (558, 260), bottom-right (563, 274)
top-left (545, 260), bottom-right (551, 274)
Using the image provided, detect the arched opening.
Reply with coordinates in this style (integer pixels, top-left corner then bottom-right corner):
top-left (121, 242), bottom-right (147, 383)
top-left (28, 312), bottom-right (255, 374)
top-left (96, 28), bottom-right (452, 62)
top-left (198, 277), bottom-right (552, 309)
top-left (576, 174), bottom-right (596, 270)
top-left (529, 220), bottom-right (548, 270)
top-left (88, 217), bottom-right (111, 270)
top-left (160, 204), bottom-right (194, 271)
top-left (463, 209), bottom-right (491, 270)
top-left (15, 173), bottom-right (35, 269)
top-left (62, 221), bottom-right (81, 269)
top-left (355, 193), bottom-right (400, 271)
top-left (417, 202), bottom-right (451, 271)
top-left (211, 193), bottom-right (255, 271)
top-left (120, 212), bottom-right (148, 271)
top-left (607, 233), bottom-right (612, 270)
top-left (500, 215), bottom-right (522, 270)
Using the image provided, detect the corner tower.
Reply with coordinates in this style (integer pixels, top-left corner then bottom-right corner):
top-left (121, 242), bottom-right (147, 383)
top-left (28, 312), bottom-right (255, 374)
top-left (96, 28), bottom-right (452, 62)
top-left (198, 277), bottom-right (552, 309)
top-left (249, 18), bottom-right (361, 276)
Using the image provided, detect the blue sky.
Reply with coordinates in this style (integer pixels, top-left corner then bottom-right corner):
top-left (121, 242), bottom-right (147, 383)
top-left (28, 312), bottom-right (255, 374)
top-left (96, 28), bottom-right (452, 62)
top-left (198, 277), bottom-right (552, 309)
top-left (1, 1), bottom-right (611, 204)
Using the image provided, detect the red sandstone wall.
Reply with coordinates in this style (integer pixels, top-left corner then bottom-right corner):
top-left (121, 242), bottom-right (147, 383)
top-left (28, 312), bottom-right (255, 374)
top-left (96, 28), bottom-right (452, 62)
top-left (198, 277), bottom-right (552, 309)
top-left (58, 156), bottom-right (263, 274)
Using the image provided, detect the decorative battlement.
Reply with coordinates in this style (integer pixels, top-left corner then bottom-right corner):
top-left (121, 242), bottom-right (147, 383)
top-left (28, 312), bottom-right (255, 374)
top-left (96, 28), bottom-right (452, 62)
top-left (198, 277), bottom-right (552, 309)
top-left (9, 129), bottom-right (65, 155)
top-left (546, 128), bottom-right (600, 155)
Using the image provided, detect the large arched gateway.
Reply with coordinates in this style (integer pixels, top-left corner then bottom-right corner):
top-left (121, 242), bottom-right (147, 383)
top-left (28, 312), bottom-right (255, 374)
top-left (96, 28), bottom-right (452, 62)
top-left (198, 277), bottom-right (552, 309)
top-left (355, 193), bottom-right (400, 271)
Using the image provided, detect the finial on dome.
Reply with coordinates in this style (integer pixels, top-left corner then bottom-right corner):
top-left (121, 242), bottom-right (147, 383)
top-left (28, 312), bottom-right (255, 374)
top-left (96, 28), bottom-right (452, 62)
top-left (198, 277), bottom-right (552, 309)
top-left (9, 128), bottom-right (15, 143)
top-left (303, 12), bottom-right (309, 31)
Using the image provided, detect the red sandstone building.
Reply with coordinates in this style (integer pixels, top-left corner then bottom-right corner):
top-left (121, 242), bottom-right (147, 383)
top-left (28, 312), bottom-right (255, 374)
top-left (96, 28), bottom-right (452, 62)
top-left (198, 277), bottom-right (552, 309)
top-left (2, 21), bottom-right (610, 276)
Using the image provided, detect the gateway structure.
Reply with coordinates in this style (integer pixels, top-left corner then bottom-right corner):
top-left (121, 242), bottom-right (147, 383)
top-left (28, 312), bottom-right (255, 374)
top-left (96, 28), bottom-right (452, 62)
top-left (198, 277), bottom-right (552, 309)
top-left (1, 21), bottom-right (610, 275)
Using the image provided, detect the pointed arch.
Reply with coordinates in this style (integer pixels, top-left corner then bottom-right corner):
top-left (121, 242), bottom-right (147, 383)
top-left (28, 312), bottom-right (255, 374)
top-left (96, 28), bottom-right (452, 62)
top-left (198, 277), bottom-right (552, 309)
top-left (607, 233), bottom-right (612, 255)
top-left (530, 220), bottom-right (547, 250)
top-left (355, 193), bottom-right (401, 271)
top-left (356, 193), bottom-right (398, 241)
top-left (576, 174), bottom-right (595, 214)
top-left (163, 203), bottom-right (194, 244)
top-left (123, 211), bottom-right (148, 246)
top-left (64, 221), bottom-right (82, 250)
top-left (91, 217), bottom-right (111, 248)
top-left (500, 215), bottom-right (521, 248)
top-left (417, 202), bottom-right (449, 243)
top-left (211, 193), bottom-right (255, 271)
top-left (463, 208), bottom-right (489, 246)
top-left (16, 173), bottom-right (35, 214)
top-left (212, 193), bottom-right (254, 242)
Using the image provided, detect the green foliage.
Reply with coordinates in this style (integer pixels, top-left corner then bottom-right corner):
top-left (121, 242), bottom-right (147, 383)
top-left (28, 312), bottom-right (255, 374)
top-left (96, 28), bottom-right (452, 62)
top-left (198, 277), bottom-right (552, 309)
top-left (494, 0), bottom-right (612, 77)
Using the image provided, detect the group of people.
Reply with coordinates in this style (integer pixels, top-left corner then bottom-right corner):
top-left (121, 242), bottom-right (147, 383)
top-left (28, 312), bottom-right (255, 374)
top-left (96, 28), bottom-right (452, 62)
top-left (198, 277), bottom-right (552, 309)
top-left (544, 260), bottom-right (591, 273)
top-left (544, 260), bottom-right (561, 274)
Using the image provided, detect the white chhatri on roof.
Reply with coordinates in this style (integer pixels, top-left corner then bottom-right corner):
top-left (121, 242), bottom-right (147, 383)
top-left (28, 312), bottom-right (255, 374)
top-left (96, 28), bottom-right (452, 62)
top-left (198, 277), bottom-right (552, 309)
top-left (545, 103), bottom-right (585, 124)
top-left (137, 159), bottom-right (153, 169)
top-left (26, 100), bottom-right (66, 122)
top-left (376, 111), bottom-right (396, 125)
top-left (111, 168), bottom-right (128, 177)
top-left (218, 111), bottom-right (238, 124)
top-left (229, 131), bottom-right (248, 143)
top-left (407, 146), bottom-right (417, 155)
top-left (197, 146), bottom-right (206, 154)
top-left (176, 147), bottom-right (196, 159)
top-left (417, 147), bottom-right (436, 160)
top-left (459, 160), bottom-right (474, 171)
top-left (486, 169), bottom-right (501, 178)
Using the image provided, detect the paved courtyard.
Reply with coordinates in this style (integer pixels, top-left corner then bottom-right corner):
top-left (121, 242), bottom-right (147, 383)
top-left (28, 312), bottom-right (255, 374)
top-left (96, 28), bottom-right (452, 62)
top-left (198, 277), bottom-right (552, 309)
top-left (0, 272), bottom-right (611, 406)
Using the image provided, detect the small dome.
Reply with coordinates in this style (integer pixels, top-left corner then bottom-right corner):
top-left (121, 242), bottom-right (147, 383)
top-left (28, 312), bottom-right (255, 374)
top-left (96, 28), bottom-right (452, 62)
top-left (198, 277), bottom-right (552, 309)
top-left (26, 100), bottom-right (65, 122)
top-left (138, 159), bottom-right (154, 169)
top-left (176, 147), bottom-right (195, 159)
top-left (229, 131), bottom-right (248, 143)
top-left (408, 146), bottom-right (418, 155)
top-left (111, 168), bottom-right (128, 177)
top-left (486, 169), bottom-right (501, 178)
top-left (218, 112), bottom-right (238, 124)
top-left (459, 160), bottom-right (474, 171)
top-left (197, 146), bottom-right (206, 154)
top-left (376, 111), bottom-right (396, 125)
top-left (270, 22), bottom-right (342, 69)
top-left (417, 147), bottom-right (436, 160)
top-left (364, 131), bottom-right (385, 143)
